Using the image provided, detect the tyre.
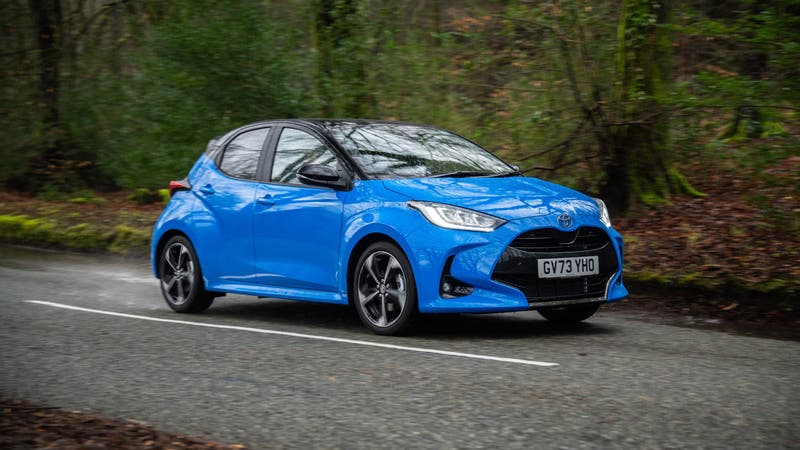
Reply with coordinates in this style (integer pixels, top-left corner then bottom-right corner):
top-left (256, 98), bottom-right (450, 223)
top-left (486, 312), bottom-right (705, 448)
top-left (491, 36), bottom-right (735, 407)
top-left (352, 242), bottom-right (418, 335)
top-left (158, 235), bottom-right (214, 313)
top-left (538, 302), bottom-right (601, 323)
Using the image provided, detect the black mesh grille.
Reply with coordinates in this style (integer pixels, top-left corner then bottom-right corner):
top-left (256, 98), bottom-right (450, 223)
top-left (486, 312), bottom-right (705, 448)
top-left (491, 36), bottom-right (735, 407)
top-left (508, 227), bottom-right (608, 253)
top-left (492, 227), bottom-right (619, 303)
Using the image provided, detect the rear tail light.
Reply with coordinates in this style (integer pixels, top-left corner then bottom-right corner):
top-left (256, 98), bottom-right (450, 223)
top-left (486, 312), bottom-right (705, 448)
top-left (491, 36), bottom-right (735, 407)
top-left (168, 179), bottom-right (192, 197)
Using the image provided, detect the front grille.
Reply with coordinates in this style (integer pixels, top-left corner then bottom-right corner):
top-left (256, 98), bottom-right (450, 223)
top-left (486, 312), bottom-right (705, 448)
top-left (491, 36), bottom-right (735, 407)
top-left (492, 227), bottom-right (618, 303)
top-left (508, 227), bottom-right (608, 252)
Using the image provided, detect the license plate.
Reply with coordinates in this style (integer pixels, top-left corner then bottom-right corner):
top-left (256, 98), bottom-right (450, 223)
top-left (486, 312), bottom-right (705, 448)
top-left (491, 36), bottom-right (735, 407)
top-left (537, 256), bottom-right (599, 279)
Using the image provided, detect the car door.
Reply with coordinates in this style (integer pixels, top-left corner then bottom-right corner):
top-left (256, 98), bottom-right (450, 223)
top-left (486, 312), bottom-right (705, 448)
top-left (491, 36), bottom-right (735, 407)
top-left (252, 126), bottom-right (346, 291)
top-left (195, 126), bottom-right (270, 283)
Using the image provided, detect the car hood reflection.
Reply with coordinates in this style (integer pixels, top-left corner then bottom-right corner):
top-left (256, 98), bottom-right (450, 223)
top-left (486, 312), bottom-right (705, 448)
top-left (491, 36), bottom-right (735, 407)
top-left (381, 177), bottom-right (598, 220)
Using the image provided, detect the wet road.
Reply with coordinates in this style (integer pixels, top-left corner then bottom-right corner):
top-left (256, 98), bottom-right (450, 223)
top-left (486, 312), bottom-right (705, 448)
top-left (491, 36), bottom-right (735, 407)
top-left (1, 245), bottom-right (798, 449)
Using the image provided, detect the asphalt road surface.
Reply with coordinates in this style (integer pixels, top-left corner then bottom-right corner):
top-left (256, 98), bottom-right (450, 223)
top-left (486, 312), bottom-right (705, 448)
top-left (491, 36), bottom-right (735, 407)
top-left (1, 245), bottom-right (797, 449)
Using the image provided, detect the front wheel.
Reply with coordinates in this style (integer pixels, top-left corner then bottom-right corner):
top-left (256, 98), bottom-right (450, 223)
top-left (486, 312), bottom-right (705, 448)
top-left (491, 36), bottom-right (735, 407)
top-left (538, 302), bottom-right (601, 323)
top-left (352, 242), bottom-right (418, 335)
top-left (159, 235), bottom-right (213, 313)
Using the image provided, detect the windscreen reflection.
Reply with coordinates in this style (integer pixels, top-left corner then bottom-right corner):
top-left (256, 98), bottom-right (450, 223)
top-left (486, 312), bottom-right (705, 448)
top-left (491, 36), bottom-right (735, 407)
top-left (326, 122), bottom-right (512, 179)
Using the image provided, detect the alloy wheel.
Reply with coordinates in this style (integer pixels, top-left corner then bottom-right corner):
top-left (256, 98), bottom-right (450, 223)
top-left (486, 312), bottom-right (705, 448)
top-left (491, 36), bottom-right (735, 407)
top-left (161, 242), bottom-right (195, 306)
top-left (357, 251), bottom-right (408, 329)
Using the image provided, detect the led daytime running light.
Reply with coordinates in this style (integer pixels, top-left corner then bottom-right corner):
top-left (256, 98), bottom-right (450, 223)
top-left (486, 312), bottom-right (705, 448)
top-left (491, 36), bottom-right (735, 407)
top-left (408, 201), bottom-right (506, 232)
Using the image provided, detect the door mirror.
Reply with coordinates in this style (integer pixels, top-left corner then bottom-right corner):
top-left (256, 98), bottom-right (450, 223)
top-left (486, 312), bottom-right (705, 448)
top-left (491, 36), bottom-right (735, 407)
top-left (297, 164), bottom-right (351, 190)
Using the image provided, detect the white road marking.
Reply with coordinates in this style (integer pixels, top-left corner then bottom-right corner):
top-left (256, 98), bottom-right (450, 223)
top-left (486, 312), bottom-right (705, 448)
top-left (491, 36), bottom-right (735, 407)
top-left (26, 300), bottom-right (558, 367)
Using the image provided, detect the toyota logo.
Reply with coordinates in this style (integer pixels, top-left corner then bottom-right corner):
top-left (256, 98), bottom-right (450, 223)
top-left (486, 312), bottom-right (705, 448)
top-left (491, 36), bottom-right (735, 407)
top-left (557, 213), bottom-right (573, 229)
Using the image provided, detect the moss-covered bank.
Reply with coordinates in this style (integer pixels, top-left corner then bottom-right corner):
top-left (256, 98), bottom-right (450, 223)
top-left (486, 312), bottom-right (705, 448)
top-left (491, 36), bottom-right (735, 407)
top-left (0, 215), bottom-right (150, 255)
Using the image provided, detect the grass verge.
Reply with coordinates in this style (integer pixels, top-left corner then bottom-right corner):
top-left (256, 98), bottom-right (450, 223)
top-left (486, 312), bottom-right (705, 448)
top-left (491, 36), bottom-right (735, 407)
top-left (0, 215), bottom-right (150, 255)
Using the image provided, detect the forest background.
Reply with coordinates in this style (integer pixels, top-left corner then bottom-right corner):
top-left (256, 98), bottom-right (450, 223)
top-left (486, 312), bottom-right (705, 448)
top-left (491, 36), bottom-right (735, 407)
top-left (1, 0), bottom-right (798, 307)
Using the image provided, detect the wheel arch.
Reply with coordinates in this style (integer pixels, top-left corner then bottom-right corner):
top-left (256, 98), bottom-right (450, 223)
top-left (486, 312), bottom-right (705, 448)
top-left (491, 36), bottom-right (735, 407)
top-left (153, 228), bottom-right (208, 281)
top-left (153, 229), bottom-right (187, 273)
top-left (154, 228), bottom-right (225, 299)
top-left (345, 233), bottom-right (411, 307)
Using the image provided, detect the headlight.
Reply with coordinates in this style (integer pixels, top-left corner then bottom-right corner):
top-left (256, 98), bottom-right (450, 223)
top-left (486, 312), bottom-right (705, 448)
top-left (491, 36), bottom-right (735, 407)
top-left (595, 198), bottom-right (611, 227)
top-left (408, 201), bottom-right (506, 232)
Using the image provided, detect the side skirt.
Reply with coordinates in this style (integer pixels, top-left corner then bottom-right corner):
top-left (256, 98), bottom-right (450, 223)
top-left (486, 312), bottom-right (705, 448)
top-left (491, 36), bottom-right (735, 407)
top-left (206, 281), bottom-right (347, 305)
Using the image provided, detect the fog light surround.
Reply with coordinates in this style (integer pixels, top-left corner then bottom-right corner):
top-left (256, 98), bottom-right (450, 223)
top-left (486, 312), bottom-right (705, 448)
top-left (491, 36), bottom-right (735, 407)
top-left (440, 256), bottom-right (474, 298)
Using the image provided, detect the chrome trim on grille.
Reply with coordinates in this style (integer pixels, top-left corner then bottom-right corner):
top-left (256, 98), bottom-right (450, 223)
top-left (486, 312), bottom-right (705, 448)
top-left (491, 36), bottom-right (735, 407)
top-left (604, 273), bottom-right (616, 299)
top-left (529, 297), bottom-right (606, 308)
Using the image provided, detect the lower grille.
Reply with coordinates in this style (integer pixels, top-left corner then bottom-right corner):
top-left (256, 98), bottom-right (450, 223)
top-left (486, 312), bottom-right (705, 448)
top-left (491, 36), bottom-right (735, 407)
top-left (492, 227), bottom-right (618, 303)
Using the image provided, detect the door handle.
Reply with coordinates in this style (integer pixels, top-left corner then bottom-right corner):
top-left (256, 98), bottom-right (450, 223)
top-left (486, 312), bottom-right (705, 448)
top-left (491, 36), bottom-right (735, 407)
top-left (256, 194), bottom-right (275, 206)
top-left (198, 184), bottom-right (215, 195)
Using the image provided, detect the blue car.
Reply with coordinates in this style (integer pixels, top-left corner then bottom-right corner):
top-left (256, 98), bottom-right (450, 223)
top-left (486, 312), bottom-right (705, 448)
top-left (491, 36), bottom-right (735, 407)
top-left (151, 119), bottom-right (628, 335)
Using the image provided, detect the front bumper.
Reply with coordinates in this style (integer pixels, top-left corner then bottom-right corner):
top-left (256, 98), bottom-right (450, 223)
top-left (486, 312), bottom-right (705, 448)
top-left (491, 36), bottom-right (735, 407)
top-left (404, 212), bottom-right (628, 314)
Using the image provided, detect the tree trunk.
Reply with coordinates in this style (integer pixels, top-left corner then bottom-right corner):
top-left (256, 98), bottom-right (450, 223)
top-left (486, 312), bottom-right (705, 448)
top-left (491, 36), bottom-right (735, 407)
top-left (27, 0), bottom-right (62, 189)
top-left (603, 0), bottom-right (675, 213)
top-left (312, 0), bottom-right (335, 116)
top-left (721, 16), bottom-right (768, 141)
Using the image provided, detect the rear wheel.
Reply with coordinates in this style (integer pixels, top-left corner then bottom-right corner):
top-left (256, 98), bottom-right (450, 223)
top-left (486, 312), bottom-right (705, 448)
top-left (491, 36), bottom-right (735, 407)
top-left (352, 242), bottom-right (417, 335)
top-left (538, 302), bottom-right (601, 323)
top-left (159, 235), bottom-right (213, 313)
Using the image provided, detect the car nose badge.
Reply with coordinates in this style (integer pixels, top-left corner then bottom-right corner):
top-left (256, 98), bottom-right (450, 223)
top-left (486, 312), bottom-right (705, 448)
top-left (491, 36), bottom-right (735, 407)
top-left (557, 213), bottom-right (573, 229)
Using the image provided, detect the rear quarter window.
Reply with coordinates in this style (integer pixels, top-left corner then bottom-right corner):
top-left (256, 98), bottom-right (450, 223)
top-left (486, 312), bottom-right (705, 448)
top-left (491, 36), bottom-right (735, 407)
top-left (219, 128), bottom-right (270, 180)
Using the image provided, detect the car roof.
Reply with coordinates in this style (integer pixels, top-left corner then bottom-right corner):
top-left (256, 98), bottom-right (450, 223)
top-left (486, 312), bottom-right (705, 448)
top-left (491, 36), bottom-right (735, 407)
top-left (211, 118), bottom-right (426, 150)
top-left (215, 119), bottom-right (447, 147)
top-left (237, 118), bottom-right (437, 134)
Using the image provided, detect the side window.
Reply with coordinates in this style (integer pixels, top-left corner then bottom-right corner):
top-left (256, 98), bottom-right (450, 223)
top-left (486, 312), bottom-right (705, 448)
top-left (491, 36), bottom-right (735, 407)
top-left (271, 128), bottom-right (339, 185)
top-left (219, 127), bottom-right (270, 180)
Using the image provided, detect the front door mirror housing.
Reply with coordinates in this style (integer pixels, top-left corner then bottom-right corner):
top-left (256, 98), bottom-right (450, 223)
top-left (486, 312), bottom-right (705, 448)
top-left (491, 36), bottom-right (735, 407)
top-left (297, 164), bottom-right (352, 190)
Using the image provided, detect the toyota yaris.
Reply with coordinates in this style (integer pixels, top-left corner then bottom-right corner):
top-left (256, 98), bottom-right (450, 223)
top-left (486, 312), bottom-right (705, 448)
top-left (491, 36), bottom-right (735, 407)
top-left (151, 119), bottom-right (628, 335)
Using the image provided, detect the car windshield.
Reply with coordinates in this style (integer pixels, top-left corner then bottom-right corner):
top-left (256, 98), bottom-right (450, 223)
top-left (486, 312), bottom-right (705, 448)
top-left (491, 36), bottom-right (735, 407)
top-left (326, 122), bottom-right (514, 179)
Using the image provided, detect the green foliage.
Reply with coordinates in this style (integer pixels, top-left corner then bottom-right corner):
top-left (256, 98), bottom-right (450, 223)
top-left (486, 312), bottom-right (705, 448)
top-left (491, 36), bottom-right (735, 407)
top-left (626, 270), bottom-right (799, 303)
top-left (128, 188), bottom-right (161, 205)
top-left (67, 196), bottom-right (106, 205)
top-left (90, 0), bottom-right (315, 189)
top-left (0, 1), bottom-right (40, 185)
top-left (312, 0), bottom-right (373, 116)
top-left (0, 216), bottom-right (57, 244)
top-left (158, 189), bottom-right (170, 205)
top-left (108, 224), bottom-right (150, 254)
top-left (0, 214), bottom-right (150, 254)
top-left (63, 223), bottom-right (107, 250)
top-left (3, 0), bottom-right (798, 208)
top-left (667, 167), bottom-right (706, 198)
top-left (670, 1), bottom-right (799, 157)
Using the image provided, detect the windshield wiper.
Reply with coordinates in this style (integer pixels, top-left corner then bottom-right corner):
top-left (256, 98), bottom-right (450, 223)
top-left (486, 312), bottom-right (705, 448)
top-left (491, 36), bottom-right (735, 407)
top-left (486, 170), bottom-right (523, 178)
top-left (430, 170), bottom-right (492, 178)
